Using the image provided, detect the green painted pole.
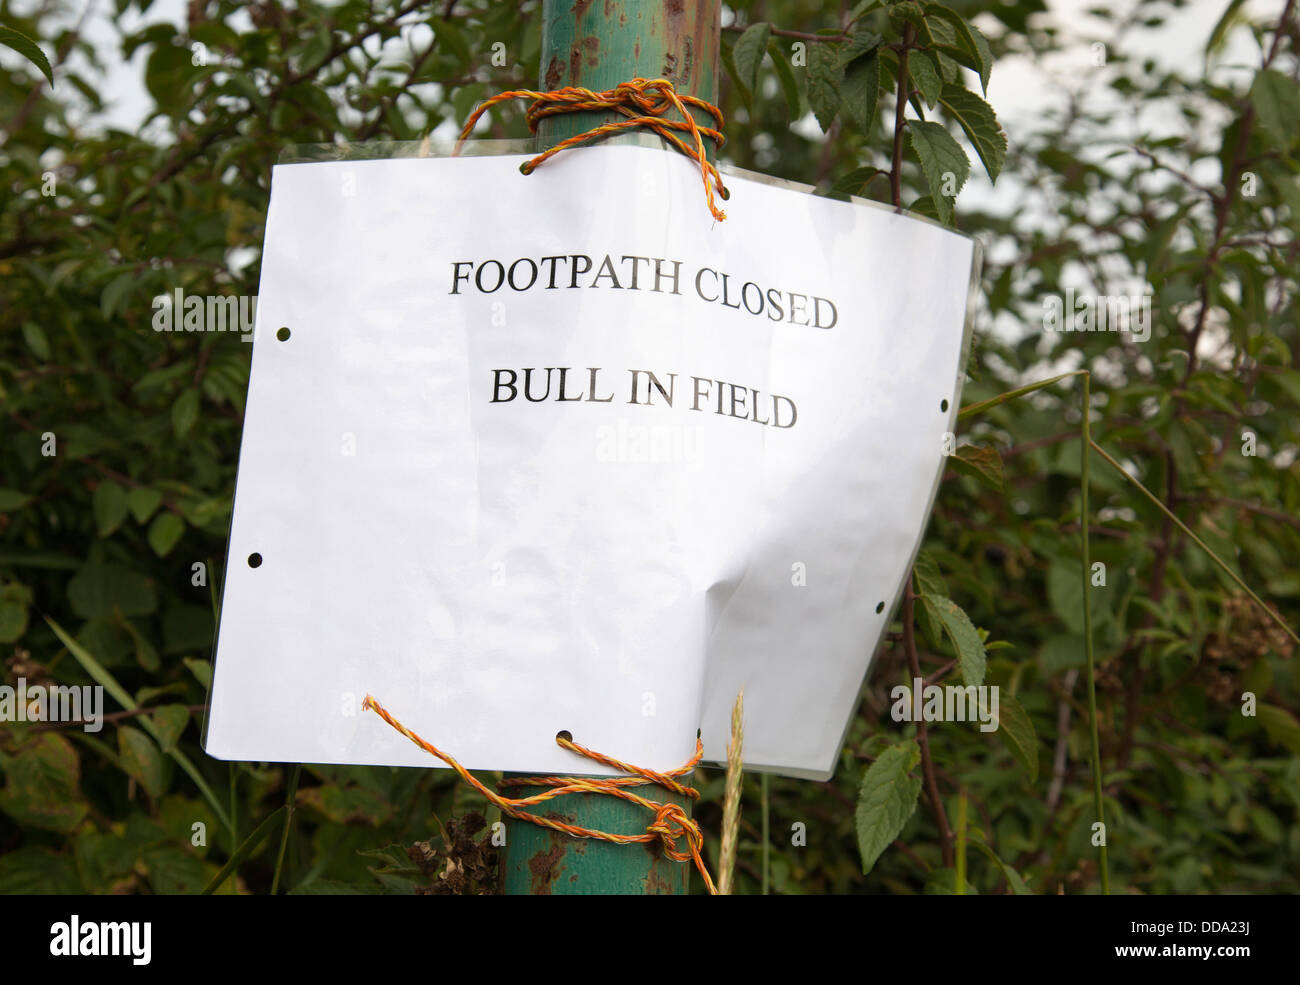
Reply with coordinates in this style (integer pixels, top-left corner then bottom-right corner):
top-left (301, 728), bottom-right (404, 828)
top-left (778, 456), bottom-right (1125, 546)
top-left (535, 0), bottom-right (721, 147)
top-left (498, 0), bottom-right (721, 896)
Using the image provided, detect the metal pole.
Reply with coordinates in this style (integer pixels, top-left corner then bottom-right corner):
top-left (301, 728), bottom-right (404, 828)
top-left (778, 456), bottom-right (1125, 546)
top-left (534, 0), bottom-right (720, 147)
top-left (498, 0), bottom-right (721, 896)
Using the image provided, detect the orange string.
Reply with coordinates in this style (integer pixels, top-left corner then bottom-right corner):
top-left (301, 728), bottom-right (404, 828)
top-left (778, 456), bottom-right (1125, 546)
top-left (453, 77), bottom-right (728, 222)
top-left (362, 694), bottom-right (718, 894)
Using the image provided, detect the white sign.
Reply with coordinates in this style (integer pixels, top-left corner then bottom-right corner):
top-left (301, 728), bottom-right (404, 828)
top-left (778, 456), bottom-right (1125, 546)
top-left (204, 143), bottom-right (977, 780)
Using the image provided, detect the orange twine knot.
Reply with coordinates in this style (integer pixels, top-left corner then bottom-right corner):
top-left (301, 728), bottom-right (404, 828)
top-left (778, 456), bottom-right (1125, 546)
top-left (453, 77), bottom-right (728, 222)
top-left (362, 694), bottom-right (718, 894)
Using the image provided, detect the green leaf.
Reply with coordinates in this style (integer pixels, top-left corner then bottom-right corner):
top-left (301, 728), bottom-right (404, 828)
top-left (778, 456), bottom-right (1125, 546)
top-left (907, 119), bottom-right (969, 224)
top-left (299, 785), bottom-right (393, 826)
top-left (848, 0), bottom-right (885, 19)
top-left (937, 84), bottom-right (1007, 182)
top-left (951, 443), bottom-right (1004, 490)
top-left (144, 38), bottom-right (198, 115)
top-left (912, 552), bottom-right (949, 650)
top-left (965, 24), bottom-right (993, 96)
top-left (767, 38), bottom-right (801, 118)
top-left (1206, 0), bottom-right (1248, 61)
top-left (22, 322), bottom-right (50, 360)
top-left (0, 25), bottom-right (54, 86)
top-left (909, 50), bottom-right (943, 108)
top-left (1047, 559), bottom-right (1111, 635)
top-left (920, 594), bottom-right (986, 685)
top-left (1257, 704), bottom-right (1300, 754)
top-left (172, 388), bottom-right (200, 438)
top-left (926, 6), bottom-right (993, 94)
top-left (202, 807), bottom-right (286, 894)
top-left (841, 50), bottom-right (880, 134)
top-left (47, 618), bottom-right (232, 832)
top-left (93, 480), bottom-right (129, 537)
top-left (969, 836), bottom-right (1032, 894)
top-left (434, 19), bottom-right (471, 69)
top-left (147, 512), bottom-right (185, 557)
top-left (837, 27), bottom-right (882, 66)
top-left (123, 616), bottom-right (160, 671)
top-left (830, 166), bottom-right (885, 196)
top-left (855, 739), bottom-right (922, 874)
top-left (1038, 634), bottom-right (1086, 675)
top-left (0, 733), bottom-right (89, 834)
top-left (184, 656), bottom-right (213, 690)
top-left (0, 489), bottom-right (33, 512)
top-left (99, 271), bottom-right (134, 320)
top-left (807, 43), bottom-right (842, 132)
top-left (83, 570), bottom-right (162, 628)
top-left (0, 849), bottom-right (81, 894)
top-left (732, 22), bottom-right (771, 95)
top-left (913, 550), bottom-right (949, 599)
top-left (0, 584), bottom-right (29, 643)
top-left (127, 486), bottom-right (164, 524)
top-left (67, 561), bottom-right (157, 619)
top-left (118, 725), bottom-right (169, 800)
top-left (1250, 69), bottom-right (1300, 146)
top-left (151, 704), bottom-right (190, 751)
top-left (143, 844), bottom-right (209, 894)
top-left (994, 691), bottom-right (1038, 782)
top-left (75, 830), bottom-right (139, 890)
top-left (887, 1), bottom-right (932, 44)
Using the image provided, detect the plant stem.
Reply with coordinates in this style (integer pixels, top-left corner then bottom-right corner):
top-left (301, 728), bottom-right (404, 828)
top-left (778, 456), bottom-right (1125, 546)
top-left (1090, 439), bottom-right (1300, 648)
top-left (957, 369), bottom-right (1087, 420)
top-left (202, 807), bottom-right (287, 895)
top-left (271, 764), bottom-right (302, 895)
top-left (903, 580), bottom-right (953, 867)
top-left (890, 23), bottom-right (914, 209)
top-left (1080, 371), bottom-right (1110, 894)
top-left (229, 765), bottom-right (239, 845)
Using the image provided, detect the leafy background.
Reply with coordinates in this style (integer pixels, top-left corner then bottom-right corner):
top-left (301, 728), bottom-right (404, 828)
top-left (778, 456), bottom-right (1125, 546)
top-left (1, 0), bottom-right (1297, 894)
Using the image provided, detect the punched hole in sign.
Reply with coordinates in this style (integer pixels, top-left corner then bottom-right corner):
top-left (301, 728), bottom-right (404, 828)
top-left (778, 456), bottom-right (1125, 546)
top-left (940, 399), bottom-right (949, 412)
top-left (875, 601), bottom-right (885, 613)
top-left (276, 327), bottom-right (291, 341)
top-left (248, 553), bottom-right (263, 568)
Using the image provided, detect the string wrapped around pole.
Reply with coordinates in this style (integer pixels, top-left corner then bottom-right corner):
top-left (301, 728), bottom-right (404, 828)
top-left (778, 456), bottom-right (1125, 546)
top-left (362, 694), bottom-right (718, 894)
top-left (453, 77), bottom-right (729, 222)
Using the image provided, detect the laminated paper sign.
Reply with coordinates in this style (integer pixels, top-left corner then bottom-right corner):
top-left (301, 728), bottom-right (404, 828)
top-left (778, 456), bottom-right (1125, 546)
top-left (204, 143), bottom-right (977, 780)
